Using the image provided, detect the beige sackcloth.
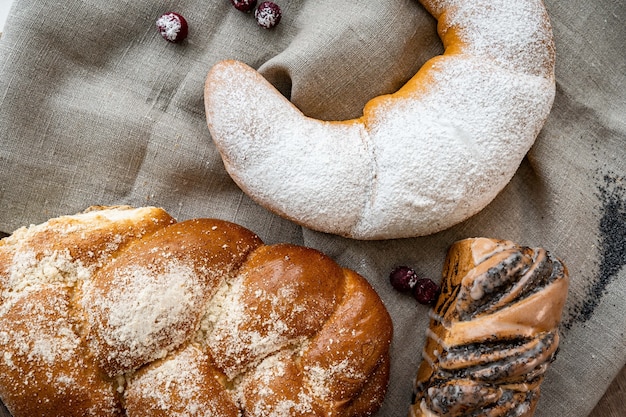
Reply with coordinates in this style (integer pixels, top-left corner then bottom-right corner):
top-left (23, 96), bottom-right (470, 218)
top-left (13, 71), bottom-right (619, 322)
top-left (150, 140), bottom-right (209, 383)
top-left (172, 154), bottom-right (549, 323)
top-left (0, 1), bottom-right (624, 416)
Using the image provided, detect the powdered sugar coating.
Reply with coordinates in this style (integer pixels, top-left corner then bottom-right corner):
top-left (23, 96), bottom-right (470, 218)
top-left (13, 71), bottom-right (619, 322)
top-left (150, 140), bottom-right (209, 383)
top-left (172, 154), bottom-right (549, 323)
top-left (204, 0), bottom-right (556, 239)
top-left (0, 288), bottom-right (123, 415)
top-left (125, 345), bottom-right (239, 417)
top-left (82, 259), bottom-right (207, 376)
top-left (230, 0), bottom-right (258, 13)
top-left (239, 350), bottom-right (319, 416)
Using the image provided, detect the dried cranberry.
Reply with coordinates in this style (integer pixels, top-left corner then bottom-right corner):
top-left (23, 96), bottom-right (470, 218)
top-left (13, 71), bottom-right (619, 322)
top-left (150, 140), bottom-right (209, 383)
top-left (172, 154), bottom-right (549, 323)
top-left (413, 278), bottom-right (440, 305)
top-left (255, 2), bottom-right (282, 29)
top-left (156, 12), bottom-right (188, 43)
top-left (389, 266), bottom-right (419, 292)
top-left (231, 0), bottom-right (257, 13)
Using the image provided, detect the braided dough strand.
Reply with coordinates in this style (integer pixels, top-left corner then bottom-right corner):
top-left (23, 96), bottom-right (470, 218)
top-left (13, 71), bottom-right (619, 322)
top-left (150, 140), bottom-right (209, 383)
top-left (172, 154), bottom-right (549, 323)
top-left (0, 206), bottom-right (392, 417)
top-left (204, 0), bottom-right (556, 239)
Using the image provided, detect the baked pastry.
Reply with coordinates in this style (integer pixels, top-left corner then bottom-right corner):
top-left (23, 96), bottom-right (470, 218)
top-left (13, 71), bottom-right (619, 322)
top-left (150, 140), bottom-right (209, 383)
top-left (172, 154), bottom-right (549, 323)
top-left (0, 206), bottom-right (392, 417)
top-left (410, 238), bottom-right (569, 417)
top-left (204, 0), bottom-right (556, 239)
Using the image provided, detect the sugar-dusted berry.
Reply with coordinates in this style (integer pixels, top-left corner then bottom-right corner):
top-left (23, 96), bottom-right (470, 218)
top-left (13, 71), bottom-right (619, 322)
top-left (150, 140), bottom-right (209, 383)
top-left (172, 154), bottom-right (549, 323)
top-left (156, 12), bottom-right (188, 43)
top-left (413, 278), bottom-right (440, 305)
top-left (389, 266), bottom-right (419, 293)
top-left (255, 2), bottom-right (282, 29)
top-left (231, 0), bottom-right (257, 13)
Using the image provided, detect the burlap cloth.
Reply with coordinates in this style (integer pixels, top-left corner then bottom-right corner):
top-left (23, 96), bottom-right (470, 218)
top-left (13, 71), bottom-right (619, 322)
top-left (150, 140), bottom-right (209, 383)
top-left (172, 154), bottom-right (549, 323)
top-left (0, 0), bottom-right (624, 416)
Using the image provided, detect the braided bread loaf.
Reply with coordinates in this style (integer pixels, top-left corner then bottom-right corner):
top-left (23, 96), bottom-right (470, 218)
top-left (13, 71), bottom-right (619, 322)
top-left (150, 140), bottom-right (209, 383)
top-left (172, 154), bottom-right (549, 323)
top-left (410, 238), bottom-right (569, 417)
top-left (0, 206), bottom-right (392, 417)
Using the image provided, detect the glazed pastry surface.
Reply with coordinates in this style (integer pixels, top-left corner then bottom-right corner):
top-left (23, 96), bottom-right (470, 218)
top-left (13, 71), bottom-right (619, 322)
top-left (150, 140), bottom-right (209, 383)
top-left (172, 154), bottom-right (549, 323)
top-left (410, 238), bottom-right (569, 417)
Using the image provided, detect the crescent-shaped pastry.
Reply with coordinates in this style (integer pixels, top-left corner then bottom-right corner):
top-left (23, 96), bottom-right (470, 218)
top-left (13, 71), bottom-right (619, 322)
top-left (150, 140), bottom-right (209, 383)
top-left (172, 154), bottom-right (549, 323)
top-left (204, 0), bottom-right (556, 239)
top-left (410, 238), bottom-right (569, 417)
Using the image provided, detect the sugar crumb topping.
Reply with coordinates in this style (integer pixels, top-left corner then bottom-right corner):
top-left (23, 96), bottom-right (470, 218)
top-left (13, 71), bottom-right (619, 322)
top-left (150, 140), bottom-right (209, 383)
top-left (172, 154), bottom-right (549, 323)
top-left (82, 258), bottom-right (206, 375)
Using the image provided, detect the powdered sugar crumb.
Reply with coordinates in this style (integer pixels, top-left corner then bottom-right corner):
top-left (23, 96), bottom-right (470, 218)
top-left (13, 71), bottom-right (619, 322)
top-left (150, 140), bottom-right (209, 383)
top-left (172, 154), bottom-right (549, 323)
top-left (126, 346), bottom-right (237, 417)
top-left (241, 351), bottom-right (316, 417)
top-left (200, 273), bottom-right (307, 379)
top-left (83, 259), bottom-right (206, 375)
top-left (307, 358), bottom-right (366, 400)
top-left (3, 249), bottom-right (91, 297)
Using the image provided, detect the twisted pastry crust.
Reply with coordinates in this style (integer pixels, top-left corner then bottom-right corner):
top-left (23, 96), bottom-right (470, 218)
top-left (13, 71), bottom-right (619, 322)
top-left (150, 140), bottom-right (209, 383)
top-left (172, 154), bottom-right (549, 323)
top-left (410, 238), bottom-right (568, 417)
top-left (0, 206), bottom-right (392, 417)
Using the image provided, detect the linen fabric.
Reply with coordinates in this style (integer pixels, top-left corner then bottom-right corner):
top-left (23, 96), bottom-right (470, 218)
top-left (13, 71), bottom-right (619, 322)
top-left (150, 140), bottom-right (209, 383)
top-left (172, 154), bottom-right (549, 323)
top-left (0, 0), bottom-right (624, 416)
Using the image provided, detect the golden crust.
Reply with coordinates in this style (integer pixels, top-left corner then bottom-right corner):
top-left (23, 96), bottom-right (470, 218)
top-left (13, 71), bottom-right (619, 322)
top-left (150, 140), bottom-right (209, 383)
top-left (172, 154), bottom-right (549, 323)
top-left (0, 206), bottom-right (392, 417)
top-left (410, 238), bottom-right (568, 417)
top-left (124, 344), bottom-right (240, 417)
top-left (0, 287), bottom-right (123, 417)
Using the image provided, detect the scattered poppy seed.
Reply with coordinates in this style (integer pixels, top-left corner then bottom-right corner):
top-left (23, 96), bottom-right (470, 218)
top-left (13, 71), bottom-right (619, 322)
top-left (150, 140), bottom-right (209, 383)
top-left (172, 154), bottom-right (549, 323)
top-left (565, 172), bottom-right (626, 328)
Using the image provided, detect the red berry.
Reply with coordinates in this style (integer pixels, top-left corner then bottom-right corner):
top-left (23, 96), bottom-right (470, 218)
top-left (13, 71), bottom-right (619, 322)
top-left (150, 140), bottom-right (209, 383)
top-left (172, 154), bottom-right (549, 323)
top-left (389, 266), bottom-right (419, 292)
top-left (231, 0), bottom-right (257, 13)
top-left (413, 278), bottom-right (440, 305)
top-left (255, 2), bottom-right (282, 29)
top-left (156, 12), bottom-right (188, 43)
